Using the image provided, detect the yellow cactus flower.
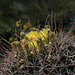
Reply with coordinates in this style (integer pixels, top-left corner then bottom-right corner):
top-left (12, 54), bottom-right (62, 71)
top-left (26, 31), bottom-right (39, 41)
top-left (40, 33), bottom-right (46, 38)
top-left (31, 35), bottom-right (36, 40)
top-left (20, 31), bottom-right (25, 36)
top-left (40, 28), bottom-right (50, 41)
top-left (9, 37), bottom-right (17, 42)
top-left (19, 60), bottom-right (21, 63)
top-left (20, 59), bottom-right (24, 62)
top-left (19, 59), bottom-right (24, 63)
top-left (16, 20), bottom-right (21, 27)
top-left (30, 40), bottom-right (38, 49)
top-left (9, 37), bottom-right (14, 42)
top-left (23, 23), bottom-right (31, 29)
